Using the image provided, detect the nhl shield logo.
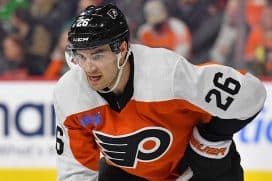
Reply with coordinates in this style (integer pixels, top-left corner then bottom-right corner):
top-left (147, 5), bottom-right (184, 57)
top-left (107, 8), bottom-right (118, 19)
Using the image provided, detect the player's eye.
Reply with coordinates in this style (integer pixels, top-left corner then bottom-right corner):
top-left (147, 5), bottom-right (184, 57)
top-left (91, 54), bottom-right (104, 61)
top-left (74, 53), bottom-right (86, 62)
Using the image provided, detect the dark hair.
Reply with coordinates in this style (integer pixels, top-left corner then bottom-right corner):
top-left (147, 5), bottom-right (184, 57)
top-left (13, 8), bottom-right (32, 23)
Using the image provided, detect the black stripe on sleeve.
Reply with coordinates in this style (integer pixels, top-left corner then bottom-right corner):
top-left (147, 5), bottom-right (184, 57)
top-left (197, 111), bottom-right (261, 141)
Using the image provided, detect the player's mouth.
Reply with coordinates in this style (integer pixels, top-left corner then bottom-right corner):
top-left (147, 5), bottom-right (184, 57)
top-left (88, 75), bottom-right (102, 84)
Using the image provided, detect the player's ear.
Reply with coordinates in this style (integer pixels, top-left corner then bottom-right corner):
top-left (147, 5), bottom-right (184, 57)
top-left (119, 41), bottom-right (128, 57)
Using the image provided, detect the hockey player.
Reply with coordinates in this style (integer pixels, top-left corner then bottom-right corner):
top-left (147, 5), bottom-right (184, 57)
top-left (54, 4), bottom-right (267, 181)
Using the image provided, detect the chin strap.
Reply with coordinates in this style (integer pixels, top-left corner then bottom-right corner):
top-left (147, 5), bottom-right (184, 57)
top-left (97, 48), bottom-right (131, 93)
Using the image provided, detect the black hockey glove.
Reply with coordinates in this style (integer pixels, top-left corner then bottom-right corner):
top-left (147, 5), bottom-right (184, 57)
top-left (176, 126), bottom-right (238, 180)
top-left (176, 112), bottom-right (260, 180)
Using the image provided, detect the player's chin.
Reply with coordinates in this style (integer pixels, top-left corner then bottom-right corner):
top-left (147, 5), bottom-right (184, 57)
top-left (88, 81), bottom-right (105, 91)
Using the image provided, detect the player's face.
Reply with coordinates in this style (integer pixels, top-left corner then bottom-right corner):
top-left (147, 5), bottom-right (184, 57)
top-left (74, 45), bottom-right (119, 91)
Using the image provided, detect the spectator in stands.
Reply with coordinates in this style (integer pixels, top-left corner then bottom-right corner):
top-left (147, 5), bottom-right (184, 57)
top-left (0, 53), bottom-right (6, 74)
top-left (1, 35), bottom-right (28, 78)
top-left (29, 0), bottom-right (72, 51)
top-left (138, 0), bottom-right (191, 57)
top-left (0, 0), bottom-right (29, 21)
top-left (116, 0), bottom-right (146, 41)
top-left (0, 30), bottom-right (6, 74)
top-left (44, 29), bottom-right (69, 80)
top-left (0, 34), bottom-right (47, 78)
top-left (10, 8), bottom-right (52, 60)
top-left (169, 0), bottom-right (227, 34)
top-left (210, 0), bottom-right (242, 66)
top-left (0, 34), bottom-right (28, 78)
top-left (169, 0), bottom-right (226, 63)
top-left (0, 0), bottom-right (29, 37)
top-left (0, 24), bottom-right (6, 45)
top-left (245, 2), bottom-right (272, 76)
top-left (246, 0), bottom-right (266, 28)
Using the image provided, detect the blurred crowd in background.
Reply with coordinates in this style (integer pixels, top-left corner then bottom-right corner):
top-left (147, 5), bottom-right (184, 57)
top-left (1, 0), bottom-right (272, 80)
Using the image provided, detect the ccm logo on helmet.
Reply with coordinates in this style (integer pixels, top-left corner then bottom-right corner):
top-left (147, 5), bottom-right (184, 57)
top-left (93, 127), bottom-right (173, 168)
top-left (73, 37), bottom-right (89, 42)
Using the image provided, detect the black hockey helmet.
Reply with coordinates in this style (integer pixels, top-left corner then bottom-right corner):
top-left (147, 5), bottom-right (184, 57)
top-left (67, 4), bottom-right (129, 53)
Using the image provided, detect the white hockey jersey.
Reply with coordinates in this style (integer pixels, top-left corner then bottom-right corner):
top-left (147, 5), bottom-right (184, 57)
top-left (54, 44), bottom-right (266, 181)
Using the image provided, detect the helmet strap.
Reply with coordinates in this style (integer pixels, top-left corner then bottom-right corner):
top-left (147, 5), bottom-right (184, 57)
top-left (97, 48), bottom-right (131, 94)
top-left (118, 48), bottom-right (131, 69)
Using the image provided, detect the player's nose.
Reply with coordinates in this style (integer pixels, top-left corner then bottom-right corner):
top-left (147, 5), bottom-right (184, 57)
top-left (83, 59), bottom-right (98, 73)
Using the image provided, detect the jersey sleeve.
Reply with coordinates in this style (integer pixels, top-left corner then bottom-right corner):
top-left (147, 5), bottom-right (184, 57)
top-left (173, 58), bottom-right (267, 121)
top-left (54, 92), bottom-right (99, 181)
top-left (174, 58), bottom-right (266, 179)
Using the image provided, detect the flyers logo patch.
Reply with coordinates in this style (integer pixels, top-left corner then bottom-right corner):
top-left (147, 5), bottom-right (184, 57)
top-left (107, 8), bottom-right (118, 19)
top-left (93, 127), bottom-right (173, 168)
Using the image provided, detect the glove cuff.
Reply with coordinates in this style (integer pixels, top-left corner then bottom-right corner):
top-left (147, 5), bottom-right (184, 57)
top-left (189, 127), bottom-right (232, 159)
